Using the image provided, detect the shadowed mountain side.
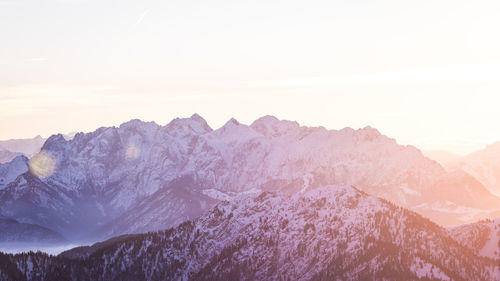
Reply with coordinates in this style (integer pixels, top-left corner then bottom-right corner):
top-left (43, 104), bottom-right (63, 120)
top-left (0, 218), bottom-right (66, 245)
top-left (1, 185), bottom-right (498, 281)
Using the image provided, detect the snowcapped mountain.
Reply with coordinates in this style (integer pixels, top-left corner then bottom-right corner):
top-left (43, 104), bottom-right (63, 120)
top-left (0, 134), bottom-right (76, 164)
top-left (0, 114), bottom-right (499, 240)
top-left (447, 142), bottom-right (500, 197)
top-left (0, 155), bottom-right (28, 190)
top-left (0, 150), bottom-right (23, 165)
top-left (0, 185), bottom-right (498, 281)
top-left (450, 218), bottom-right (500, 261)
top-left (0, 136), bottom-right (46, 163)
top-left (96, 178), bottom-right (219, 238)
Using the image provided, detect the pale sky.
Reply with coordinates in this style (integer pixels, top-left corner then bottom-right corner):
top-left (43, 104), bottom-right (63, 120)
top-left (1, 0), bottom-right (500, 154)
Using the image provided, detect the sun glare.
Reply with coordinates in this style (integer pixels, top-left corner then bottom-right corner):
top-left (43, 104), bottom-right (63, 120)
top-left (29, 150), bottom-right (56, 178)
top-left (125, 145), bottom-right (140, 160)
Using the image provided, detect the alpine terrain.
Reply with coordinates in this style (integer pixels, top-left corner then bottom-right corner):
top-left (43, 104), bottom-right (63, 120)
top-left (0, 185), bottom-right (498, 281)
top-left (0, 115), bottom-right (499, 243)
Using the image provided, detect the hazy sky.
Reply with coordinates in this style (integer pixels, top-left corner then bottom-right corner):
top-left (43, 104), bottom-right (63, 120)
top-left (1, 0), bottom-right (500, 154)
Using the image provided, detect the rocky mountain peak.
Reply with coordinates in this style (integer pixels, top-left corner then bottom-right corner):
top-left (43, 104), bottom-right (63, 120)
top-left (250, 115), bottom-right (300, 137)
top-left (164, 114), bottom-right (212, 136)
top-left (40, 134), bottom-right (67, 151)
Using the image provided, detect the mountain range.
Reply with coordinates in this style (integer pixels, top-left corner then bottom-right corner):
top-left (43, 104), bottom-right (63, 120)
top-left (0, 184), bottom-right (498, 281)
top-left (0, 136), bottom-right (45, 164)
top-left (0, 133), bottom-right (77, 164)
top-left (1, 115), bottom-right (499, 243)
top-left (446, 142), bottom-right (500, 197)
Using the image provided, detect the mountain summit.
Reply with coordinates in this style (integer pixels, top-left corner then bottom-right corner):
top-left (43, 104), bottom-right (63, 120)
top-left (0, 115), bottom-right (499, 241)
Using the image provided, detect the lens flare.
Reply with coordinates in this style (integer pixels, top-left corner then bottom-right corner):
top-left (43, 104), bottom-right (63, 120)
top-left (125, 145), bottom-right (140, 160)
top-left (29, 150), bottom-right (56, 178)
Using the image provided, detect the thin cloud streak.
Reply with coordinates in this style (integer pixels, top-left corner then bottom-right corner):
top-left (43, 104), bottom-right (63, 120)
top-left (134, 10), bottom-right (149, 26)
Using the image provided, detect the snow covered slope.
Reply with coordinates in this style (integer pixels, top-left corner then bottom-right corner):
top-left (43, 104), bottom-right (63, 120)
top-left (0, 185), bottom-right (498, 281)
top-left (0, 115), bottom-right (499, 240)
top-left (450, 218), bottom-right (500, 261)
top-left (0, 156), bottom-right (28, 190)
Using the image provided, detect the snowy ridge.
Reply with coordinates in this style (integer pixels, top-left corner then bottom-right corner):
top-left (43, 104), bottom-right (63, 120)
top-left (0, 185), bottom-right (498, 281)
top-left (450, 218), bottom-right (500, 260)
top-left (0, 114), bottom-right (499, 240)
top-left (0, 150), bottom-right (23, 165)
top-left (0, 156), bottom-right (28, 190)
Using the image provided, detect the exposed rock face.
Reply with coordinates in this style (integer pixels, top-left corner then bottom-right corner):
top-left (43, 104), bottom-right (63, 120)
top-left (0, 115), bottom-right (499, 240)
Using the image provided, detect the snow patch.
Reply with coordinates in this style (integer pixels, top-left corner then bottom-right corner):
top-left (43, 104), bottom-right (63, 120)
top-left (201, 189), bottom-right (232, 201)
